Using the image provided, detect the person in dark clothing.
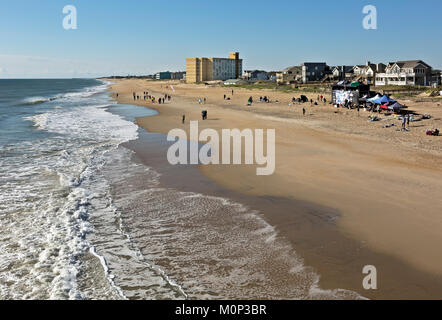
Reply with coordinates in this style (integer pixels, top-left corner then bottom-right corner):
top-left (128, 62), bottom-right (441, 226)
top-left (182, 115), bottom-right (185, 124)
top-left (303, 108), bottom-right (306, 116)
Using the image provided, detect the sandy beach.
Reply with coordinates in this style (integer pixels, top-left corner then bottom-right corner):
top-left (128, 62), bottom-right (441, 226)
top-left (107, 78), bottom-right (442, 299)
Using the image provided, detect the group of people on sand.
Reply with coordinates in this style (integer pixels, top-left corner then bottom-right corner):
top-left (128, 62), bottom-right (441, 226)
top-left (401, 114), bottom-right (411, 131)
top-left (260, 96), bottom-right (270, 103)
top-left (180, 110), bottom-right (209, 125)
top-left (223, 90), bottom-right (235, 100)
top-left (317, 95), bottom-right (327, 103)
top-left (131, 91), bottom-right (172, 104)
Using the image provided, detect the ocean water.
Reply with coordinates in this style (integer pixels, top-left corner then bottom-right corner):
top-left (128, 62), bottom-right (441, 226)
top-left (0, 79), bottom-right (362, 300)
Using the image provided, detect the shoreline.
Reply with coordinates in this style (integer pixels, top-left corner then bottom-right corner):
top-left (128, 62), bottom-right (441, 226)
top-left (106, 78), bottom-right (442, 299)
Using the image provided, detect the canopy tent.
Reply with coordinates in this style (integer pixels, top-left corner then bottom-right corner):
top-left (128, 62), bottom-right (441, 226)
top-left (332, 81), bottom-right (370, 105)
top-left (333, 81), bottom-right (369, 91)
top-left (367, 94), bottom-right (382, 103)
top-left (369, 95), bottom-right (396, 105)
top-left (379, 102), bottom-right (407, 111)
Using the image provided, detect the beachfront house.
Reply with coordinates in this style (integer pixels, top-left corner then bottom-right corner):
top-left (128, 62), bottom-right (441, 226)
top-left (276, 66), bottom-right (302, 84)
top-left (352, 61), bottom-right (386, 85)
top-left (267, 72), bottom-right (277, 82)
top-left (332, 66), bottom-right (354, 81)
top-left (300, 62), bottom-right (329, 83)
top-left (243, 70), bottom-right (269, 81)
top-left (430, 69), bottom-right (442, 87)
top-left (375, 60), bottom-right (432, 86)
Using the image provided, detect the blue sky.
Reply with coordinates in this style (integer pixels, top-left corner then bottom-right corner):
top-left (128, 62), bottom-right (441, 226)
top-left (0, 0), bottom-right (441, 78)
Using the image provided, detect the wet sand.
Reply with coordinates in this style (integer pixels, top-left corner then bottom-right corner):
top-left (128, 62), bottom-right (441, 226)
top-left (108, 79), bottom-right (442, 299)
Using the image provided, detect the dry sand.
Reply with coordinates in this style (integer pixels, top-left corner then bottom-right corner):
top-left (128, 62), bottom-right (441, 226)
top-left (107, 78), bottom-right (442, 298)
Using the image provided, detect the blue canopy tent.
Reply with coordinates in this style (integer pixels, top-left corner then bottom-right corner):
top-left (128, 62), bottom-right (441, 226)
top-left (367, 94), bottom-right (382, 103)
top-left (370, 95), bottom-right (396, 105)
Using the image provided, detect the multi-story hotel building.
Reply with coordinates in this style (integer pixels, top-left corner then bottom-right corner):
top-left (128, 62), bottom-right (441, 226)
top-left (186, 52), bottom-right (243, 83)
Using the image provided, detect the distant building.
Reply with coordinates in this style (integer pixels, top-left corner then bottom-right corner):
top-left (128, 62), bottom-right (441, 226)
top-left (186, 52), bottom-right (243, 83)
top-left (375, 60), bottom-right (432, 86)
top-left (332, 66), bottom-right (354, 80)
top-left (171, 71), bottom-right (186, 80)
top-left (301, 63), bottom-right (329, 83)
top-left (430, 69), bottom-right (442, 87)
top-left (267, 71), bottom-right (277, 82)
top-left (276, 66), bottom-right (302, 84)
top-left (243, 70), bottom-right (269, 81)
top-left (353, 61), bottom-right (385, 84)
top-left (155, 72), bottom-right (172, 80)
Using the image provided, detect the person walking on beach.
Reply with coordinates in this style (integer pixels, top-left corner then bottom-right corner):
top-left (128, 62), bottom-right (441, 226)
top-left (182, 115), bottom-right (185, 124)
top-left (407, 114), bottom-right (410, 130)
top-left (224, 94), bottom-right (226, 100)
top-left (402, 115), bottom-right (407, 131)
top-left (232, 90), bottom-right (234, 96)
top-left (133, 92), bottom-right (136, 101)
top-left (303, 108), bottom-right (306, 116)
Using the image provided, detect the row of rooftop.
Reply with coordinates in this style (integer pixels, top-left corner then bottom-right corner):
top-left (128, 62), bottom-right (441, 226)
top-left (150, 52), bottom-right (442, 87)
top-left (271, 60), bottom-right (441, 87)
